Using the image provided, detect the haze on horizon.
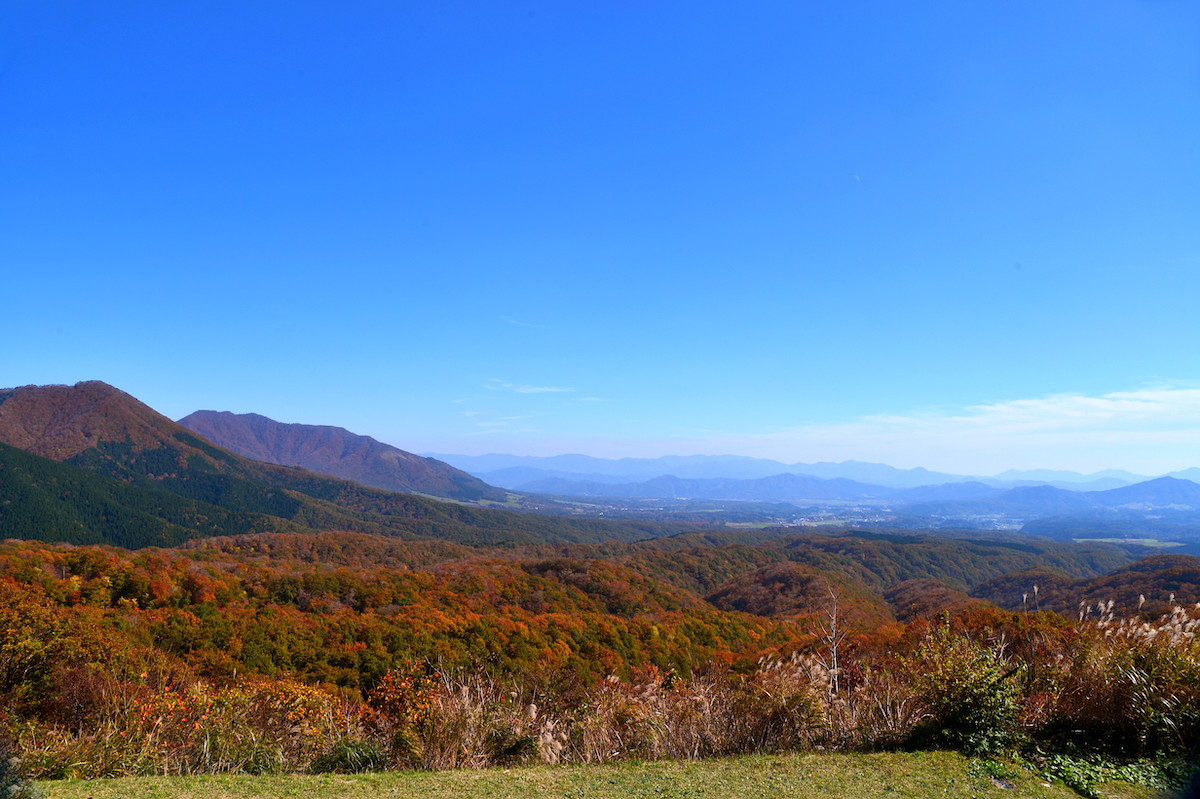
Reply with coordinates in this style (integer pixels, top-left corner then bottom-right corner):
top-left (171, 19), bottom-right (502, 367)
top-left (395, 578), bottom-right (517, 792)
top-left (4, 3), bottom-right (1198, 477)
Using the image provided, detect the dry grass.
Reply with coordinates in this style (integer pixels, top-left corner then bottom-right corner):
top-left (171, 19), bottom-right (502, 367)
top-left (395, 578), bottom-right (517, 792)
top-left (11, 602), bottom-right (1199, 785)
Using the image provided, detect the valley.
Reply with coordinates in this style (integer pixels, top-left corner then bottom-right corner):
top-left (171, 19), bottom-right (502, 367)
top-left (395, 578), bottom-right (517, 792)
top-left (12, 5), bottom-right (1199, 795)
top-left (0, 381), bottom-right (1197, 792)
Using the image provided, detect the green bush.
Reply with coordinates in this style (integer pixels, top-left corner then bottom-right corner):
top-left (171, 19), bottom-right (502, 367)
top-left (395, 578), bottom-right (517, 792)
top-left (910, 620), bottom-right (1019, 756)
top-left (309, 738), bottom-right (386, 774)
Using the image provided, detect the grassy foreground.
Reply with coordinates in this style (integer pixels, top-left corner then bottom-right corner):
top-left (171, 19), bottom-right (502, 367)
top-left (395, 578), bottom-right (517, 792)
top-left (40, 751), bottom-right (1172, 799)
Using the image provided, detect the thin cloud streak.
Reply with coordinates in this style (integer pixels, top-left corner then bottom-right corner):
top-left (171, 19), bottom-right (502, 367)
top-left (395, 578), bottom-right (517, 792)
top-left (426, 387), bottom-right (1200, 475)
top-left (702, 387), bottom-right (1200, 474)
top-left (485, 379), bottom-right (574, 394)
top-left (501, 317), bottom-right (546, 329)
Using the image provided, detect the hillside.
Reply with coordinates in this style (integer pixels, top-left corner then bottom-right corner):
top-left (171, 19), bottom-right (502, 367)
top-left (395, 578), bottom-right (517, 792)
top-left (179, 410), bottom-right (504, 502)
top-left (617, 530), bottom-right (1132, 600)
top-left (0, 440), bottom-right (297, 548)
top-left (0, 381), bottom-right (189, 460)
top-left (972, 552), bottom-right (1200, 618)
top-left (2, 528), bottom-right (1195, 785)
top-left (1092, 475), bottom-right (1200, 508)
top-left (0, 382), bottom-right (690, 548)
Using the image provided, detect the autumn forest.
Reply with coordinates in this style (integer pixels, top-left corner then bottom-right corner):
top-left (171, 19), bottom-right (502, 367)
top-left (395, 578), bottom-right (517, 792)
top-left (0, 382), bottom-right (1198, 794)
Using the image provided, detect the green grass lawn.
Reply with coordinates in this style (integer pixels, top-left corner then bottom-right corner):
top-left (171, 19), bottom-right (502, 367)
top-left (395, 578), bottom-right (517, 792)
top-left (40, 751), bottom-right (1173, 799)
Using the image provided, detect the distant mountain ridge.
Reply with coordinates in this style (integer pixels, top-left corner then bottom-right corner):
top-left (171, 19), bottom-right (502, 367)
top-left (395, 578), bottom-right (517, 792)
top-left (179, 410), bottom-right (504, 502)
top-left (518, 472), bottom-right (885, 503)
top-left (429, 451), bottom-right (1200, 529)
top-left (903, 477), bottom-right (1200, 519)
top-left (430, 453), bottom-right (969, 488)
top-left (510, 470), bottom-right (1200, 516)
top-left (432, 452), bottom-right (1179, 491)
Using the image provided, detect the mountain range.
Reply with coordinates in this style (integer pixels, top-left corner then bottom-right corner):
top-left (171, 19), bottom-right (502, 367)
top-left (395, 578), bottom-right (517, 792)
top-left (5, 380), bottom-right (1200, 554)
top-left (178, 410), bottom-right (504, 502)
top-left (429, 453), bottom-right (972, 488)
top-left (436, 465), bottom-right (1200, 519)
top-left (432, 452), bottom-right (1200, 492)
top-left (3, 382), bottom-right (1197, 776)
top-left (0, 382), bottom-right (680, 548)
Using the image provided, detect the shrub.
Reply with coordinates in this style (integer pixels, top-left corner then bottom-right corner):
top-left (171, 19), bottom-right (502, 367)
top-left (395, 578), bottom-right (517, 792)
top-left (0, 582), bottom-right (77, 713)
top-left (731, 656), bottom-right (826, 754)
top-left (910, 620), bottom-right (1019, 756)
top-left (1044, 605), bottom-right (1200, 757)
top-left (309, 738), bottom-right (385, 773)
top-left (407, 668), bottom-right (557, 770)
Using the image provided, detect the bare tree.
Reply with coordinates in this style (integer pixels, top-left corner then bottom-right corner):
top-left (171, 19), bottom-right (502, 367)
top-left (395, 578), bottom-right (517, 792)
top-left (816, 584), bottom-right (849, 695)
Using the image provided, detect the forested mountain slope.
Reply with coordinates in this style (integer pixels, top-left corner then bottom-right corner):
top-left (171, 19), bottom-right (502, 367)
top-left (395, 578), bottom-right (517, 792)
top-left (972, 553), bottom-right (1200, 617)
top-left (0, 382), bottom-right (690, 548)
top-left (179, 410), bottom-right (504, 502)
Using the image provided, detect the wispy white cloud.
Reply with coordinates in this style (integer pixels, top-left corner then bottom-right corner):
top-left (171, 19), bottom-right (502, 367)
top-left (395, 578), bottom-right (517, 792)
top-left (469, 414), bottom-right (536, 435)
top-left (437, 385), bottom-right (1200, 474)
top-left (485, 379), bottom-right (573, 394)
top-left (702, 386), bottom-right (1200, 474)
top-left (866, 387), bottom-right (1200, 435)
top-left (501, 317), bottom-right (546, 329)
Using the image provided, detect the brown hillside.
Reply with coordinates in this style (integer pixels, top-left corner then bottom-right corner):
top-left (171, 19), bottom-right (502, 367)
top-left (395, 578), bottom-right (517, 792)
top-left (972, 554), bottom-right (1200, 618)
top-left (705, 561), bottom-right (893, 628)
top-left (178, 410), bottom-right (506, 502)
top-left (883, 578), bottom-right (982, 622)
top-left (0, 381), bottom-right (180, 460)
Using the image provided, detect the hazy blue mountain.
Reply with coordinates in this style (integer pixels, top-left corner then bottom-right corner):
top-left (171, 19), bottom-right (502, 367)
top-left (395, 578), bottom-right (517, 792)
top-left (432, 453), bottom-right (1195, 492)
top-left (1047, 477), bottom-right (1141, 491)
top-left (430, 454), bottom-right (1200, 518)
top-left (991, 468), bottom-right (1147, 485)
top-left (784, 460), bottom-right (965, 488)
top-left (899, 485), bottom-right (1104, 518)
top-left (887, 481), bottom-right (1006, 504)
top-left (430, 453), bottom-right (803, 481)
top-left (517, 472), bottom-right (891, 503)
top-left (981, 476), bottom-right (1140, 491)
top-left (478, 467), bottom-right (634, 489)
top-left (985, 484), bottom-right (1106, 514)
top-left (516, 477), bottom-right (636, 496)
top-left (1089, 476), bottom-right (1200, 508)
top-left (892, 478), bottom-right (1200, 521)
top-left (430, 453), bottom-right (968, 488)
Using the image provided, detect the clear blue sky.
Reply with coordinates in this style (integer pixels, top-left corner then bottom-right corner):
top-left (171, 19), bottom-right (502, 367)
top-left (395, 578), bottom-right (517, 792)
top-left (4, 2), bottom-right (1199, 474)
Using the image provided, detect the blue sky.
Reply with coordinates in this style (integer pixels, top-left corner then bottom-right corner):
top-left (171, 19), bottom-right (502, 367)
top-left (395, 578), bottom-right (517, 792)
top-left (4, 2), bottom-right (1199, 474)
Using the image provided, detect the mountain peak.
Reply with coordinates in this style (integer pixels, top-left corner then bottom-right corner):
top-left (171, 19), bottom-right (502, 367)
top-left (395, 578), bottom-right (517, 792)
top-left (1093, 475), bottom-right (1200, 508)
top-left (179, 410), bottom-right (505, 502)
top-left (0, 380), bottom-right (178, 460)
